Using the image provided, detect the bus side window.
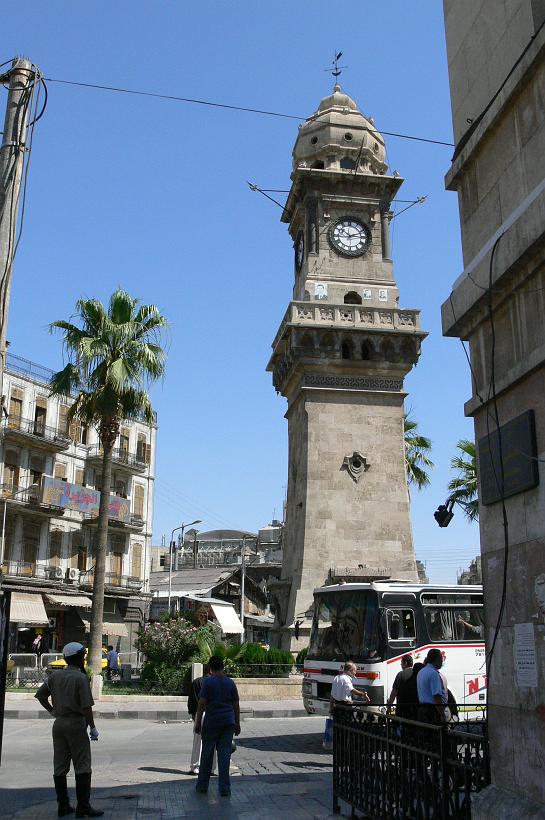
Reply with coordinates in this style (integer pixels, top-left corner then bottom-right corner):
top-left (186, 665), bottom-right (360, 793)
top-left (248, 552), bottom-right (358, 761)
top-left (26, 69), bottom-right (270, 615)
top-left (387, 609), bottom-right (416, 641)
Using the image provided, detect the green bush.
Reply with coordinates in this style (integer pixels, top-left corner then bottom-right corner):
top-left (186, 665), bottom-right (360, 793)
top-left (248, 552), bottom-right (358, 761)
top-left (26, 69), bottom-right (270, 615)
top-left (296, 647), bottom-right (309, 665)
top-left (140, 661), bottom-right (191, 694)
top-left (136, 616), bottom-right (216, 693)
top-left (230, 643), bottom-right (293, 678)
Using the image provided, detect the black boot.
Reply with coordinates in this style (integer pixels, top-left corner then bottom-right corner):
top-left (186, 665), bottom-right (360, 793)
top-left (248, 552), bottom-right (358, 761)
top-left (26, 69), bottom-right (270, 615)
top-left (53, 775), bottom-right (74, 817)
top-left (74, 773), bottom-right (103, 818)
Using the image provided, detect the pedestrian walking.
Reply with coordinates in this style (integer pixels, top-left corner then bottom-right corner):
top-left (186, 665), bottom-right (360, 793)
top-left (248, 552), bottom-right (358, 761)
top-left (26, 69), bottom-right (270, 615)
top-left (194, 655), bottom-right (240, 797)
top-left (416, 648), bottom-right (448, 724)
top-left (105, 645), bottom-right (119, 681)
top-left (187, 663), bottom-right (216, 775)
top-left (386, 655), bottom-right (418, 719)
top-left (330, 661), bottom-right (371, 710)
top-left (35, 642), bottom-right (104, 818)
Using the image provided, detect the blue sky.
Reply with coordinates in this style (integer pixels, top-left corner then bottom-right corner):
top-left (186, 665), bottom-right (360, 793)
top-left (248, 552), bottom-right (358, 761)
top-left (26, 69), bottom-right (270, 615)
top-left (4, 1), bottom-right (479, 583)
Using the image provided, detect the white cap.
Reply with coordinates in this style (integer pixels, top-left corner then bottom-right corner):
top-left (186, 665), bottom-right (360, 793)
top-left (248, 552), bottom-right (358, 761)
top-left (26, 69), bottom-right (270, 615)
top-left (63, 642), bottom-right (85, 658)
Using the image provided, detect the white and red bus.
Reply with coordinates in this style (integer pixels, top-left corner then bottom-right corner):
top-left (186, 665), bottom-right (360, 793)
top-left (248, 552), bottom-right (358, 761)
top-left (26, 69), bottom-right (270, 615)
top-left (302, 582), bottom-right (486, 718)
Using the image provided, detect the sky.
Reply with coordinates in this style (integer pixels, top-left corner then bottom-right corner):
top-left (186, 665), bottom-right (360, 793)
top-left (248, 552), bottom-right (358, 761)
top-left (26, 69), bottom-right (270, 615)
top-left (3, 1), bottom-right (479, 583)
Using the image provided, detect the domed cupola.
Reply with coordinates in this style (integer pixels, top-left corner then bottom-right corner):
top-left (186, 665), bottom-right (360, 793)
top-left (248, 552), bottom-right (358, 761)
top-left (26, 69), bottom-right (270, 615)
top-left (292, 84), bottom-right (387, 176)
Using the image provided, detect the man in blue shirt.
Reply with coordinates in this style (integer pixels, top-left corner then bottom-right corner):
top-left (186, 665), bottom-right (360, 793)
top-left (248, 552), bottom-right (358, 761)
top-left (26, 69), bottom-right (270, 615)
top-left (194, 655), bottom-right (240, 797)
top-left (106, 646), bottom-right (119, 680)
top-left (417, 648), bottom-right (447, 724)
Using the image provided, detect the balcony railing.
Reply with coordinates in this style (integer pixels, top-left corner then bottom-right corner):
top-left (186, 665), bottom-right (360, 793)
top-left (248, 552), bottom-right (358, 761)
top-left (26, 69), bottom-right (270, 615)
top-left (0, 483), bottom-right (65, 513)
top-left (82, 512), bottom-right (145, 530)
top-left (86, 445), bottom-right (147, 471)
top-left (94, 572), bottom-right (143, 590)
top-left (0, 560), bottom-right (49, 578)
top-left (3, 416), bottom-right (71, 448)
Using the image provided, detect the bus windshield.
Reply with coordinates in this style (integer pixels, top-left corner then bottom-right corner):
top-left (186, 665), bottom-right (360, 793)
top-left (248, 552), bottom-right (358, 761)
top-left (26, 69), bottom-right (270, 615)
top-left (308, 590), bottom-right (382, 662)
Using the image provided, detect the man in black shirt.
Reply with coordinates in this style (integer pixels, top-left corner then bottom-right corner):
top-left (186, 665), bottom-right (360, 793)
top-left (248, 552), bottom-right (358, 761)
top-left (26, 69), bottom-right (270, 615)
top-left (386, 655), bottom-right (418, 719)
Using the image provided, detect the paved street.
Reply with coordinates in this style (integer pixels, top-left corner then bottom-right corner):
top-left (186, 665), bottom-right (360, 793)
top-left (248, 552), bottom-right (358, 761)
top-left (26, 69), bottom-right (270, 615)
top-left (0, 717), bottom-right (346, 819)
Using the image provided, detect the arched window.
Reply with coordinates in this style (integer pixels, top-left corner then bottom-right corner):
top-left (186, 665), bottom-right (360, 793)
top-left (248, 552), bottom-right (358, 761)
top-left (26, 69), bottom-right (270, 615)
top-left (341, 343), bottom-right (352, 360)
top-left (344, 291), bottom-right (362, 305)
top-left (340, 157), bottom-right (356, 170)
top-left (361, 341), bottom-right (372, 360)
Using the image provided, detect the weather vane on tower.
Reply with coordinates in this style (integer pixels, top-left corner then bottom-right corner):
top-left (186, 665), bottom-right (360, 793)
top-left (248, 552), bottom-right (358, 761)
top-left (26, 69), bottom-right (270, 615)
top-left (324, 51), bottom-right (347, 87)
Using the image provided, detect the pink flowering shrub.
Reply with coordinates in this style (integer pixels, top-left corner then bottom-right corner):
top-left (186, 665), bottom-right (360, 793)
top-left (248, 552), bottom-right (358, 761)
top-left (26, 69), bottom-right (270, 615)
top-left (136, 618), bottom-right (216, 692)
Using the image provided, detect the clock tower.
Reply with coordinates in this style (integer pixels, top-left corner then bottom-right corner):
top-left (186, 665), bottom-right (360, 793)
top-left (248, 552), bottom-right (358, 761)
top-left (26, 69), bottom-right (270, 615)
top-left (267, 85), bottom-right (427, 650)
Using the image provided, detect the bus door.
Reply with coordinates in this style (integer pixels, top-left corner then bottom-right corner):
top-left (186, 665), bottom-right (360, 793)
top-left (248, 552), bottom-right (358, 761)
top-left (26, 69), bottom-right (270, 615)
top-left (384, 607), bottom-right (417, 694)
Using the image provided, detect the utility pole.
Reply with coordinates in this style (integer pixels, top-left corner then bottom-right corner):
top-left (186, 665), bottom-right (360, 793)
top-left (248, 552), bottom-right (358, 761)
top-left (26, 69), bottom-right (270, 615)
top-left (240, 537), bottom-right (246, 645)
top-left (0, 58), bottom-right (38, 405)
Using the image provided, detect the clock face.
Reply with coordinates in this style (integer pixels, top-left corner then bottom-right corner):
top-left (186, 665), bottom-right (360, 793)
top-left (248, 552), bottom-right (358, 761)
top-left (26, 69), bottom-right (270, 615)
top-left (329, 217), bottom-right (371, 257)
top-left (295, 230), bottom-right (305, 271)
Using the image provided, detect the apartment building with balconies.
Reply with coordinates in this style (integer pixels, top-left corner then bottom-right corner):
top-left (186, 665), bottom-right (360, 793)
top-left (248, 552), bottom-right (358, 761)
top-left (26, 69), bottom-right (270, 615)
top-left (1, 352), bottom-right (156, 654)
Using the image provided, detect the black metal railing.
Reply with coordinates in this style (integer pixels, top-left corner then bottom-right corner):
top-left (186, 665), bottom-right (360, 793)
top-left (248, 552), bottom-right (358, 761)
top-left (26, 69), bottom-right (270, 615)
top-left (332, 707), bottom-right (489, 819)
top-left (3, 416), bottom-right (70, 447)
top-left (0, 561), bottom-right (49, 578)
top-left (103, 572), bottom-right (142, 589)
top-left (82, 512), bottom-right (144, 529)
top-left (0, 483), bottom-right (64, 511)
top-left (86, 445), bottom-right (147, 470)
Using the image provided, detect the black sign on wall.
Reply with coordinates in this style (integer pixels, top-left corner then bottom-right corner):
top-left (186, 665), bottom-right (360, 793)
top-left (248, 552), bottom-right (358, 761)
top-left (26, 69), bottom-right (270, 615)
top-left (478, 410), bottom-right (539, 506)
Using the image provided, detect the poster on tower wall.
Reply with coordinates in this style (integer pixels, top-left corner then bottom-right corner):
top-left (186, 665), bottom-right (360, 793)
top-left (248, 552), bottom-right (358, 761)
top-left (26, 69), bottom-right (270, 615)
top-left (41, 478), bottom-right (131, 523)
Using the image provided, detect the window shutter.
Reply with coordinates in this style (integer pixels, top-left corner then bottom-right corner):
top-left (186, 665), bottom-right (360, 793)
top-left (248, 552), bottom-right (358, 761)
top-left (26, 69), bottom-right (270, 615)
top-left (49, 531), bottom-right (62, 567)
top-left (75, 467), bottom-right (85, 487)
top-left (58, 404), bottom-right (69, 435)
top-left (131, 543), bottom-right (142, 579)
top-left (54, 463), bottom-right (67, 481)
top-left (133, 485), bottom-right (144, 517)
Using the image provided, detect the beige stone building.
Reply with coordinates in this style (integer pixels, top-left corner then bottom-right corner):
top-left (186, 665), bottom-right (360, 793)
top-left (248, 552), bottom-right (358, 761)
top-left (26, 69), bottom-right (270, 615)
top-left (267, 85), bottom-right (426, 651)
top-left (1, 351), bottom-right (156, 655)
top-left (442, 1), bottom-right (545, 814)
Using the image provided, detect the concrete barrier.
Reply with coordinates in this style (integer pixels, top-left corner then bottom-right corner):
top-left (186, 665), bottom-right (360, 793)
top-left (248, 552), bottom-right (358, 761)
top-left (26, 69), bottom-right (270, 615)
top-left (233, 675), bottom-right (303, 701)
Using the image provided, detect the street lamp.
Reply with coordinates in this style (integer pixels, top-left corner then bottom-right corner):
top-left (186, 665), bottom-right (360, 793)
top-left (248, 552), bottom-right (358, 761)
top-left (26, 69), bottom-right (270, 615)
top-left (167, 519), bottom-right (202, 613)
top-left (1, 483), bottom-right (39, 569)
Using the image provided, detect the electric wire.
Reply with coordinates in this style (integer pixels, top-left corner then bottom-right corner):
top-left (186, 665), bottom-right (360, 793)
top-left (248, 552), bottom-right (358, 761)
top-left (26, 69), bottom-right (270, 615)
top-left (246, 182), bottom-right (284, 209)
top-left (483, 233), bottom-right (510, 676)
top-left (447, 292), bottom-right (485, 404)
top-left (390, 196), bottom-right (427, 220)
top-left (44, 75), bottom-right (454, 147)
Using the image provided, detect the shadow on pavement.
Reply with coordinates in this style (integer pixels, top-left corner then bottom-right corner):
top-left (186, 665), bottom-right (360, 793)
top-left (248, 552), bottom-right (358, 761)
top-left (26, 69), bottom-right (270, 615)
top-left (235, 732), bottom-right (325, 753)
top-left (138, 766), bottom-right (187, 775)
top-left (2, 770), bottom-right (337, 819)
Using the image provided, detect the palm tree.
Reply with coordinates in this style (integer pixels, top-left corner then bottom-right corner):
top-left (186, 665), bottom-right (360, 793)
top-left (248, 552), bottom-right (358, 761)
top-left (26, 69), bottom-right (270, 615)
top-left (50, 289), bottom-right (167, 690)
top-left (447, 439), bottom-right (479, 522)
top-left (404, 413), bottom-right (434, 491)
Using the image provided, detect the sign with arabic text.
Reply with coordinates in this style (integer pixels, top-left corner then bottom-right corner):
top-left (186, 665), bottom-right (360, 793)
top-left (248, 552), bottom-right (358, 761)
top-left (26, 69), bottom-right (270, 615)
top-left (41, 478), bottom-right (131, 523)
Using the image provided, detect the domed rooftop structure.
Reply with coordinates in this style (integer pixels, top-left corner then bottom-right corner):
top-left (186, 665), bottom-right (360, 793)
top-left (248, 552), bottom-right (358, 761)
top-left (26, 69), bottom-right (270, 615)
top-left (292, 84), bottom-right (387, 176)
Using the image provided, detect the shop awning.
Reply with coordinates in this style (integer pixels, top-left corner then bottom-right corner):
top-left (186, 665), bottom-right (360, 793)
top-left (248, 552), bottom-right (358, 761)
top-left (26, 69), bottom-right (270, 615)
top-left (45, 594), bottom-right (93, 609)
top-left (211, 603), bottom-right (243, 634)
top-left (10, 592), bottom-right (49, 625)
top-left (77, 610), bottom-right (128, 638)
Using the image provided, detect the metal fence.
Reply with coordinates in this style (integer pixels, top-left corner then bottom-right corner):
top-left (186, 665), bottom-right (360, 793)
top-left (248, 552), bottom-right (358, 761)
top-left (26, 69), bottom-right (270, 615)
top-left (332, 707), bottom-right (490, 819)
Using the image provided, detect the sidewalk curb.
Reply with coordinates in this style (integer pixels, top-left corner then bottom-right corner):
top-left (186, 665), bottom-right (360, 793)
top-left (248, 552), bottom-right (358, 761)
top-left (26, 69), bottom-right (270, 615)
top-left (4, 707), bottom-right (310, 720)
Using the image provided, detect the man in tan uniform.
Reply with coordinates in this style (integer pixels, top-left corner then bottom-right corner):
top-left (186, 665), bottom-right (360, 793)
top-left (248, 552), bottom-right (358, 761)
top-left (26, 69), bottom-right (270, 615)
top-left (35, 642), bottom-right (103, 818)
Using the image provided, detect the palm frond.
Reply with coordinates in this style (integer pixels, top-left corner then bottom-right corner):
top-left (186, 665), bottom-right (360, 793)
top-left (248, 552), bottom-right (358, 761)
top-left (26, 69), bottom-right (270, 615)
top-left (404, 412), bottom-right (433, 490)
top-left (447, 438), bottom-right (479, 522)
